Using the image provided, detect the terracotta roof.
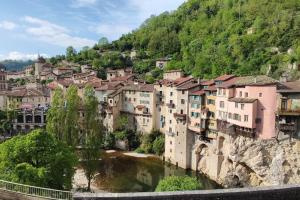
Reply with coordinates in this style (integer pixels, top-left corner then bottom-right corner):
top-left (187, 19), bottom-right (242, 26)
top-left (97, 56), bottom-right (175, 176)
top-left (235, 75), bottom-right (278, 86)
top-left (8, 88), bottom-right (49, 97)
top-left (122, 83), bottom-right (154, 92)
top-left (95, 82), bottom-right (123, 91)
top-left (57, 79), bottom-right (74, 87)
top-left (177, 82), bottom-right (200, 90)
top-left (216, 77), bottom-right (240, 88)
top-left (190, 90), bottom-right (205, 96)
top-left (215, 74), bottom-right (235, 81)
top-left (229, 97), bottom-right (257, 103)
top-left (277, 81), bottom-right (300, 93)
top-left (110, 75), bottom-right (134, 82)
top-left (201, 80), bottom-right (215, 86)
top-left (203, 85), bottom-right (217, 91)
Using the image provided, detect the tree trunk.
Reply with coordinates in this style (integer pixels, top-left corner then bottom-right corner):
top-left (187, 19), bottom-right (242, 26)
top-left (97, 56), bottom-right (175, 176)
top-left (87, 175), bottom-right (91, 191)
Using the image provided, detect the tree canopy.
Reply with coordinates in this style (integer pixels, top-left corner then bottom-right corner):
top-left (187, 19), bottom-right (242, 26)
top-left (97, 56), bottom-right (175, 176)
top-left (0, 129), bottom-right (77, 190)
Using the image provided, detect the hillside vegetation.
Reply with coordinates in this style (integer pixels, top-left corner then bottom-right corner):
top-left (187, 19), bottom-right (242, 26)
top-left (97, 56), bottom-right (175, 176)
top-left (52, 0), bottom-right (300, 80)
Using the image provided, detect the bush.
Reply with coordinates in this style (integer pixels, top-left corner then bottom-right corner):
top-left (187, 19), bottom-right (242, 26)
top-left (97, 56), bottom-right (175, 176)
top-left (135, 147), bottom-right (145, 154)
top-left (102, 133), bottom-right (115, 149)
top-left (155, 176), bottom-right (202, 192)
top-left (139, 130), bottom-right (164, 154)
top-left (152, 135), bottom-right (165, 156)
top-left (114, 131), bottom-right (127, 141)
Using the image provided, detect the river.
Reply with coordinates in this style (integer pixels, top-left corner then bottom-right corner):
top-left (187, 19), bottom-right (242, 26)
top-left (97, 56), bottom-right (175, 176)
top-left (75, 151), bottom-right (220, 193)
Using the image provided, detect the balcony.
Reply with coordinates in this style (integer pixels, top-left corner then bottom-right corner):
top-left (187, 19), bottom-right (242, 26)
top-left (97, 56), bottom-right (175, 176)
top-left (166, 103), bottom-right (175, 109)
top-left (277, 108), bottom-right (300, 116)
top-left (174, 113), bottom-right (187, 120)
top-left (279, 123), bottom-right (297, 132)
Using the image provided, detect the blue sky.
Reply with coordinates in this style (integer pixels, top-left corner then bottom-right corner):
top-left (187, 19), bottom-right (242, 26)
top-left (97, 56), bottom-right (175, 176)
top-left (0, 0), bottom-right (185, 60)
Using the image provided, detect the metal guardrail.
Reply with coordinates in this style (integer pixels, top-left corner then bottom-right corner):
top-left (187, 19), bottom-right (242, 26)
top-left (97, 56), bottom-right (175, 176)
top-left (0, 180), bottom-right (72, 200)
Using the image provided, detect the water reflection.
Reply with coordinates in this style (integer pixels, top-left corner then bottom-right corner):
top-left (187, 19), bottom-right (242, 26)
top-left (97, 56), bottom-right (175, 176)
top-left (83, 152), bottom-right (220, 193)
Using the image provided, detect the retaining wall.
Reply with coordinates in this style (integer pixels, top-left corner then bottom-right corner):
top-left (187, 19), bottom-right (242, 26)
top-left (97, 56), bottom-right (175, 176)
top-left (73, 185), bottom-right (300, 200)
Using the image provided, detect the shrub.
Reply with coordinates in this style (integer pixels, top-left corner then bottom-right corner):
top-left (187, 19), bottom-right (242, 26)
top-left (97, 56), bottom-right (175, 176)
top-left (135, 147), bottom-right (145, 154)
top-left (155, 176), bottom-right (202, 192)
top-left (114, 131), bottom-right (127, 141)
top-left (102, 133), bottom-right (115, 149)
top-left (152, 135), bottom-right (165, 156)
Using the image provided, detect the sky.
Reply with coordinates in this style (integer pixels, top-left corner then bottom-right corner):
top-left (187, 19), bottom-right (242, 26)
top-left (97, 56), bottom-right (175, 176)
top-left (0, 0), bottom-right (185, 61)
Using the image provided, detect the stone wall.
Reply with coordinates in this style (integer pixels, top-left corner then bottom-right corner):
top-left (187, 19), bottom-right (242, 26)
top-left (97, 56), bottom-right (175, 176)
top-left (73, 185), bottom-right (300, 200)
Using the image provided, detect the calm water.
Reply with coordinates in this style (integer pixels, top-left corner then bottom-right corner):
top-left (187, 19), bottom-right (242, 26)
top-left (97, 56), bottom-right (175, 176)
top-left (82, 151), bottom-right (220, 193)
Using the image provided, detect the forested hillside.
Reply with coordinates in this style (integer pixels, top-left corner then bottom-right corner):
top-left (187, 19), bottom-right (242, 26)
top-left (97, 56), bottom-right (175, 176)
top-left (52, 0), bottom-right (300, 80)
top-left (0, 60), bottom-right (34, 71)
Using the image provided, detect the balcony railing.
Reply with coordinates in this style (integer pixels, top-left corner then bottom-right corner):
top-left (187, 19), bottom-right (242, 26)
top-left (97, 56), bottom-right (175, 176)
top-left (0, 179), bottom-right (72, 200)
top-left (277, 108), bottom-right (300, 116)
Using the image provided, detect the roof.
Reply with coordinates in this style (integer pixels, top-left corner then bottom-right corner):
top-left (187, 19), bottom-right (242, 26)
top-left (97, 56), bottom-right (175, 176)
top-left (110, 74), bottom-right (134, 82)
top-left (136, 105), bottom-right (145, 109)
top-left (8, 88), bottom-right (50, 97)
top-left (201, 80), bottom-right (215, 86)
top-left (122, 83), bottom-right (154, 92)
top-left (229, 97), bottom-right (257, 103)
top-left (216, 77), bottom-right (240, 88)
top-left (203, 85), bottom-right (217, 91)
top-left (215, 74), bottom-right (235, 81)
top-left (235, 75), bottom-right (278, 86)
top-left (57, 79), bottom-right (74, 87)
top-left (95, 82), bottom-right (123, 91)
top-left (277, 81), bottom-right (300, 93)
top-left (190, 90), bottom-right (205, 96)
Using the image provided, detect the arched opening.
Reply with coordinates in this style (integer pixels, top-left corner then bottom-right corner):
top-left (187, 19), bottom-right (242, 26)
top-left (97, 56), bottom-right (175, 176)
top-left (16, 125), bottom-right (22, 131)
top-left (25, 125), bottom-right (30, 131)
top-left (25, 115), bottom-right (32, 123)
top-left (195, 143), bottom-right (208, 171)
top-left (17, 115), bottom-right (24, 123)
top-left (34, 115), bottom-right (42, 123)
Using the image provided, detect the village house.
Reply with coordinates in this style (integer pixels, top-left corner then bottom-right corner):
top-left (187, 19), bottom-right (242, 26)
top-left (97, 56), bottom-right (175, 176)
top-left (106, 68), bottom-right (133, 81)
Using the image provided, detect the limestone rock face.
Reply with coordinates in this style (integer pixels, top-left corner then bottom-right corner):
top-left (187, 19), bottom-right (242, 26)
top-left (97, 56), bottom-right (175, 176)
top-left (198, 135), bottom-right (300, 187)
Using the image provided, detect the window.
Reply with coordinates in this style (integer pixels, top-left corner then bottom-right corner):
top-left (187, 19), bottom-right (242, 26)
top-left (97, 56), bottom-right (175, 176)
top-left (259, 93), bottom-right (262, 97)
top-left (219, 101), bottom-right (225, 108)
top-left (180, 109), bottom-right (184, 114)
top-left (223, 89), bottom-right (226, 95)
top-left (169, 109), bottom-right (172, 114)
top-left (228, 113), bottom-right (232, 119)
top-left (239, 91), bottom-right (242, 97)
top-left (233, 113), bottom-right (240, 121)
top-left (169, 120), bottom-right (172, 124)
top-left (170, 92), bottom-right (173, 96)
top-left (207, 99), bottom-right (215, 105)
top-left (235, 102), bottom-right (238, 108)
top-left (241, 104), bottom-right (244, 110)
top-left (140, 100), bottom-right (150, 104)
top-left (256, 118), bottom-right (261, 124)
top-left (125, 97), bottom-right (127, 101)
top-left (245, 92), bottom-right (248, 97)
top-left (134, 98), bottom-right (136, 102)
top-left (181, 99), bottom-right (185, 104)
top-left (192, 103), bottom-right (199, 109)
top-left (218, 89), bottom-right (221, 95)
top-left (244, 115), bottom-right (249, 122)
top-left (182, 91), bottom-right (185, 94)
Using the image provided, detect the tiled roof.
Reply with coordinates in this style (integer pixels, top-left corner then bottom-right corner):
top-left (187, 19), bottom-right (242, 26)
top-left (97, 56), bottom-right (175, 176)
top-left (277, 81), bottom-right (300, 92)
top-left (216, 77), bottom-right (240, 88)
top-left (235, 75), bottom-right (278, 86)
top-left (201, 80), bottom-right (214, 86)
top-left (177, 82), bottom-right (200, 90)
top-left (57, 79), bottom-right (74, 87)
top-left (190, 90), bottom-right (205, 96)
top-left (122, 83), bottom-right (154, 92)
top-left (203, 85), bottom-right (217, 91)
top-left (95, 82), bottom-right (123, 91)
top-left (229, 97), bottom-right (257, 103)
top-left (8, 88), bottom-right (50, 97)
top-left (215, 74), bottom-right (235, 81)
top-left (110, 75), bottom-right (135, 82)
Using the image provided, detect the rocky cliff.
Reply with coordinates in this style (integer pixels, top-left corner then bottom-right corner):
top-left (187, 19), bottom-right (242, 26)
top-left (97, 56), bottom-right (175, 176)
top-left (197, 135), bottom-right (300, 187)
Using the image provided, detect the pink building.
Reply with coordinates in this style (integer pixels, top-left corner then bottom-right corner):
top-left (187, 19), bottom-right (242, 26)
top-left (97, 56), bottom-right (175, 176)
top-left (216, 76), bottom-right (278, 139)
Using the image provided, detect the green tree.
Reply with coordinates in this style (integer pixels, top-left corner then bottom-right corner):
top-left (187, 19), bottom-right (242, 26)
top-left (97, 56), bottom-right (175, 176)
top-left (152, 135), bottom-right (165, 156)
top-left (81, 85), bottom-right (103, 191)
top-left (66, 46), bottom-right (77, 61)
top-left (98, 37), bottom-right (109, 46)
top-left (64, 85), bottom-right (80, 147)
top-left (46, 88), bottom-right (65, 140)
top-left (0, 129), bottom-right (77, 189)
top-left (155, 176), bottom-right (202, 192)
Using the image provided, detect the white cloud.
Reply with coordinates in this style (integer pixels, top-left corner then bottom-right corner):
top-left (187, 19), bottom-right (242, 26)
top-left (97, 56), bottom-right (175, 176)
top-left (23, 16), bottom-right (96, 48)
top-left (72, 0), bottom-right (97, 7)
top-left (0, 21), bottom-right (17, 30)
top-left (0, 52), bottom-right (48, 61)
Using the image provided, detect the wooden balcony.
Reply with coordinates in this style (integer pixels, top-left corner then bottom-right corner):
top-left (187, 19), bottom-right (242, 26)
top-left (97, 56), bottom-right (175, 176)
top-left (277, 108), bottom-right (300, 116)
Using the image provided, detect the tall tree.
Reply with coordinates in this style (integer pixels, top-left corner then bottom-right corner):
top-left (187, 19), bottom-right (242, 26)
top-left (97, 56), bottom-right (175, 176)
top-left (81, 85), bottom-right (103, 191)
top-left (98, 37), bottom-right (109, 46)
top-left (66, 46), bottom-right (77, 61)
top-left (64, 85), bottom-right (80, 147)
top-left (46, 88), bottom-right (65, 140)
